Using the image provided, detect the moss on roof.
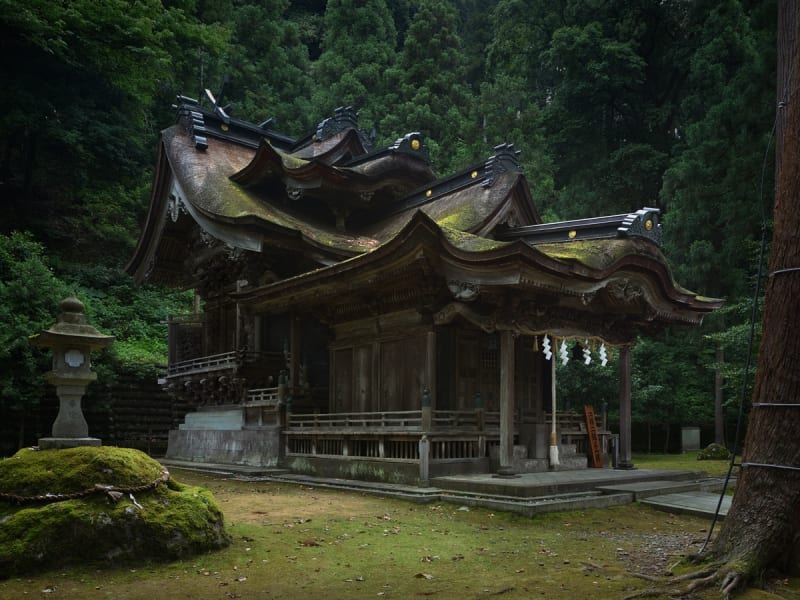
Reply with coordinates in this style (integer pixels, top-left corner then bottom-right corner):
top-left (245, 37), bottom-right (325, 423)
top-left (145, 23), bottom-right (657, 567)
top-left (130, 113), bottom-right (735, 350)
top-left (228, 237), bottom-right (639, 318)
top-left (534, 239), bottom-right (651, 270)
top-left (435, 201), bottom-right (485, 232)
top-left (439, 225), bottom-right (510, 252)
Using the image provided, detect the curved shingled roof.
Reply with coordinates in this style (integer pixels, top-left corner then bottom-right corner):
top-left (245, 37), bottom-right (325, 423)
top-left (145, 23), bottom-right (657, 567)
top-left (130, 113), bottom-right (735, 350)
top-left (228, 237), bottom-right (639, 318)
top-left (127, 97), bottom-right (722, 340)
top-left (233, 211), bottom-right (722, 342)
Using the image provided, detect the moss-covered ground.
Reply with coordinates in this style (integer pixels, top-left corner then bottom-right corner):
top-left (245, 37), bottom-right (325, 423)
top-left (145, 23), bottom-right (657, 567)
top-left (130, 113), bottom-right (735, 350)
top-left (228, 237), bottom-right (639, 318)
top-left (0, 447), bottom-right (230, 576)
top-left (0, 453), bottom-right (797, 599)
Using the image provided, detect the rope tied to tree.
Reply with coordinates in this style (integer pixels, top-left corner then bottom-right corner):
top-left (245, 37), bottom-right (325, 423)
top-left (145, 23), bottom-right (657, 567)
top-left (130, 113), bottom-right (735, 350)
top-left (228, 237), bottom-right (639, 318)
top-left (0, 468), bottom-right (170, 506)
top-left (769, 266), bottom-right (800, 277)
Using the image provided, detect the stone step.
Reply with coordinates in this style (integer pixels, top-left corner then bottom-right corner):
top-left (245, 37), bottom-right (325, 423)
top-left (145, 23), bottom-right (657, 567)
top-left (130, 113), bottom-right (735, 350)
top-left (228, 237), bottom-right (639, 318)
top-left (596, 477), bottom-right (731, 500)
top-left (436, 488), bottom-right (633, 517)
top-left (260, 472), bottom-right (634, 516)
top-left (640, 491), bottom-right (732, 520)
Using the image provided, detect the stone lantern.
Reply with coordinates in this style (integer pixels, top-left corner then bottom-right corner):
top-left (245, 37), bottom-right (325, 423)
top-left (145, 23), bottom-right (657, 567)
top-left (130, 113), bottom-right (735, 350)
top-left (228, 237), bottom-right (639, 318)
top-left (31, 295), bottom-right (114, 449)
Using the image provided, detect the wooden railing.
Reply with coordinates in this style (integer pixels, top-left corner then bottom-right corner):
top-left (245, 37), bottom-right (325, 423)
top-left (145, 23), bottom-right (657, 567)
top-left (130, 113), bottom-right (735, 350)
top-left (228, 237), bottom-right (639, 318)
top-left (283, 408), bottom-right (614, 475)
top-left (285, 431), bottom-right (491, 462)
top-left (289, 410), bottom-right (423, 430)
top-left (245, 386), bottom-right (280, 405)
top-left (287, 409), bottom-right (506, 432)
top-left (166, 349), bottom-right (282, 377)
top-left (167, 351), bottom-right (242, 376)
top-left (431, 410), bottom-right (480, 428)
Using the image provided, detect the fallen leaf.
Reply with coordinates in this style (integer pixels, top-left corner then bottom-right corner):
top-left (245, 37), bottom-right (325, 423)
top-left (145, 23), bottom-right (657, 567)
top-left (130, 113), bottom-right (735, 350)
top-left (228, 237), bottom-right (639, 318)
top-left (414, 573), bottom-right (434, 580)
top-left (299, 540), bottom-right (320, 547)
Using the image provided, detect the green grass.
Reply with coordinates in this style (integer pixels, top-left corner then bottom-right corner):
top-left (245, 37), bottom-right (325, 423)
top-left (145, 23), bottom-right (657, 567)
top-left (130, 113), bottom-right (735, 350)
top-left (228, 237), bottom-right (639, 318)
top-left (0, 459), bottom-right (792, 600)
top-left (633, 452), bottom-right (739, 477)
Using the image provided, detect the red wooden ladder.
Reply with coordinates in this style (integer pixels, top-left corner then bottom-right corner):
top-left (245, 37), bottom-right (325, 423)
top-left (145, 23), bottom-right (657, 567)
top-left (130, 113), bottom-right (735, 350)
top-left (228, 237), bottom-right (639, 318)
top-left (584, 405), bottom-right (603, 468)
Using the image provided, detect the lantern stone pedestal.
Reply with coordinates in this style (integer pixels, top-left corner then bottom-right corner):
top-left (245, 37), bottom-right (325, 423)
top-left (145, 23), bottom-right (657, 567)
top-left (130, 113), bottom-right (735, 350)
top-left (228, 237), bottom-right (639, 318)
top-left (38, 382), bottom-right (102, 449)
top-left (31, 296), bottom-right (114, 450)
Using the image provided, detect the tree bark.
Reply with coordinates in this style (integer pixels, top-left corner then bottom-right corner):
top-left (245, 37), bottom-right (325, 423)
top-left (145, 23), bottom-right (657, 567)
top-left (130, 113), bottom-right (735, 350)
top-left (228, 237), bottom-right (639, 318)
top-left (714, 344), bottom-right (725, 446)
top-left (711, 0), bottom-right (800, 578)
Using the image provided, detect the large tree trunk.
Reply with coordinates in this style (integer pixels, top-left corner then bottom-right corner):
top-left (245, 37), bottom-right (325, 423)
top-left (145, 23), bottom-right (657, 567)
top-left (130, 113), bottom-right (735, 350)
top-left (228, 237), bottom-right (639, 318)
top-left (711, 0), bottom-right (800, 582)
top-left (714, 344), bottom-right (725, 445)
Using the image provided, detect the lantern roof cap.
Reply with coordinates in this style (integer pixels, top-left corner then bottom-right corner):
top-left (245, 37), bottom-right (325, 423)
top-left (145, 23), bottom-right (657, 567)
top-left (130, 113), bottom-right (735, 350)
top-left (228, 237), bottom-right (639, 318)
top-left (30, 295), bottom-right (115, 350)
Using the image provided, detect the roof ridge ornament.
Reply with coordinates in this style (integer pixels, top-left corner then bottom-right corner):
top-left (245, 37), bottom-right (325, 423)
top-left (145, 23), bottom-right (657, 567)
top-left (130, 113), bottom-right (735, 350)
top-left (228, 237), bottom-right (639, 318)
top-left (483, 143), bottom-right (523, 188)
top-left (173, 101), bottom-right (209, 151)
top-left (315, 106), bottom-right (372, 149)
top-left (388, 132), bottom-right (430, 163)
top-left (618, 207), bottom-right (663, 246)
top-left (204, 74), bottom-right (231, 123)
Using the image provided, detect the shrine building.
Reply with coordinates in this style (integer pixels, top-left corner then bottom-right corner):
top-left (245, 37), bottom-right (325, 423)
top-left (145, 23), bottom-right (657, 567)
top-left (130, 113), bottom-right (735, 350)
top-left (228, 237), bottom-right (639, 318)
top-left (126, 95), bottom-right (722, 484)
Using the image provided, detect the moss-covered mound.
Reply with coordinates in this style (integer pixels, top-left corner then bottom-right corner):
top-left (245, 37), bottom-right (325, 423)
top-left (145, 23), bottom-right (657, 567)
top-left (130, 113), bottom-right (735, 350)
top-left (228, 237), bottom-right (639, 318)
top-left (697, 442), bottom-right (732, 461)
top-left (0, 446), bottom-right (230, 576)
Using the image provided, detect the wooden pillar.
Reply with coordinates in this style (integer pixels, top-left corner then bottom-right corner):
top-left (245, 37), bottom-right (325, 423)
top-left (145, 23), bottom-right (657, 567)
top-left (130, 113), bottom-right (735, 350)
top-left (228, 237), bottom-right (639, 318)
top-left (235, 280), bottom-right (244, 349)
top-left (426, 330), bottom-right (437, 409)
top-left (421, 388), bottom-right (432, 431)
top-left (419, 435), bottom-right (430, 486)
top-left (618, 344), bottom-right (634, 469)
top-left (498, 330), bottom-right (516, 474)
top-left (289, 314), bottom-right (300, 389)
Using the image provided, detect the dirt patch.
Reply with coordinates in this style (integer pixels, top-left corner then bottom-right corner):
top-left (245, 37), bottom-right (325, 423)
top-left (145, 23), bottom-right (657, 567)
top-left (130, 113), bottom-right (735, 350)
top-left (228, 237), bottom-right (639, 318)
top-left (619, 530), bottom-right (706, 576)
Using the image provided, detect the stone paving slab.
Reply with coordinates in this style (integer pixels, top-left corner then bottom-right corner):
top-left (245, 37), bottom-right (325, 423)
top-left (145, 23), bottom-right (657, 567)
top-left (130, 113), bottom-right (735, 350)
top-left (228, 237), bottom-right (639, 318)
top-left (160, 458), bottom-right (289, 476)
top-left (162, 459), bottom-right (729, 518)
top-left (431, 468), bottom-right (708, 498)
top-left (596, 478), bottom-right (730, 500)
top-left (640, 491), bottom-right (731, 520)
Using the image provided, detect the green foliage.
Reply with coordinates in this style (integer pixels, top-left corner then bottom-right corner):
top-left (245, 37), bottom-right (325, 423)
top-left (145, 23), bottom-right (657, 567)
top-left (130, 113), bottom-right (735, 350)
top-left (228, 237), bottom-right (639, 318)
top-left (0, 0), bottom-right (227, 263)
top-left (61, 263), bottom-right (193, 367)
top-left (221, 0), bottom-right (315, 135)
top-left (311, 0), bottom-right (397, 130)
top-left (631, 332), bottom-right (716, 427)
top-left (0, 232), bottom-right (71, 414)
top-left (555, 347), bottom-right (619, 416)
top-left (0, 233), bottom-right (190, 426)
top-left (661, 0), bottom-right (775, 299)
top-left (704, 294), bottom-right (764, 412)
top-left (379, 0), bottom-right (478, 172)
top-left (478, 73), bottom-right (554, 202)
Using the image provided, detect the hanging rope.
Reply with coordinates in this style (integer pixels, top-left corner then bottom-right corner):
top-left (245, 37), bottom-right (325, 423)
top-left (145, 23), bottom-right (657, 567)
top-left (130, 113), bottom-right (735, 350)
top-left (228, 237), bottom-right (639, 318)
top-left (0, 468), bottom-right (170, 506)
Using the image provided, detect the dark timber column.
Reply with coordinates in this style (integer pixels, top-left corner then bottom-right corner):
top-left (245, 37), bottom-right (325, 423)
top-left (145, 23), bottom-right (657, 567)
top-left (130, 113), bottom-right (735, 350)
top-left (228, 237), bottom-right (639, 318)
top-left (618, 344), bottom-right (634, 469)
top-left (426, 330), bottom-right (437, 409)
top-left (290, 314), bottom-right (300, 390)
top-left (498, 330), bottom-right (516, 474)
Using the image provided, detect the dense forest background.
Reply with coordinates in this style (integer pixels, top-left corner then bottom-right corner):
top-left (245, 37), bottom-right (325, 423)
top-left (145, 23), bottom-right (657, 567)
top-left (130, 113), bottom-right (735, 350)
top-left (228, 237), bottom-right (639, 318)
top-left (0, 0), bottom-right (777, 453)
